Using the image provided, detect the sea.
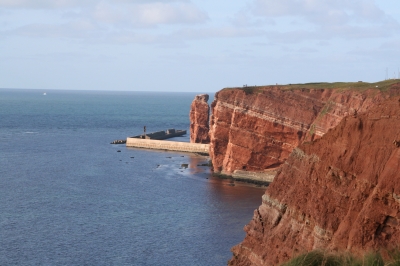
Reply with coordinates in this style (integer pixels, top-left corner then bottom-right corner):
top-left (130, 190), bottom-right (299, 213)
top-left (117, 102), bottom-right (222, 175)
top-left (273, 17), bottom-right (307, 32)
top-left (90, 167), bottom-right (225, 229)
top-left (0, 89), bottom-right (265, 266)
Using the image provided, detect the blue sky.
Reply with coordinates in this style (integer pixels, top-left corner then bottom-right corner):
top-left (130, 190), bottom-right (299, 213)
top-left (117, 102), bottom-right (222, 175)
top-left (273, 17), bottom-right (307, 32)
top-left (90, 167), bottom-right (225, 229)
top-left (1, 0), bottom-right (400, 92)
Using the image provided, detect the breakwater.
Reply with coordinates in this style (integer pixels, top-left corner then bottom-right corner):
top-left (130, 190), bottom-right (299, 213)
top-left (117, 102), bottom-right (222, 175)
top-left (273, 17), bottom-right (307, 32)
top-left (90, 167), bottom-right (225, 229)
top-left (126, 138), bottom-right (209, 154)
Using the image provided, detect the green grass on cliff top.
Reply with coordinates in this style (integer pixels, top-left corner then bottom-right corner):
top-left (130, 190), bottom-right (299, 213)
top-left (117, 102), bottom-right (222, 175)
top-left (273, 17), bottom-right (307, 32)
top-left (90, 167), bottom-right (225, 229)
top-left (225, 79), bottom-right (400, 94)
top-left (282, 250), bottom-right (400, 266)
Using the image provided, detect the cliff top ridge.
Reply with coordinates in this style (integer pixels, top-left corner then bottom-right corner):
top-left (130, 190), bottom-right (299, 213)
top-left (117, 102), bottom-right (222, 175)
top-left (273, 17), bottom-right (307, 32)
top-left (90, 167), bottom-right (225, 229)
top-left (225, 79), bottom-right (400, 95)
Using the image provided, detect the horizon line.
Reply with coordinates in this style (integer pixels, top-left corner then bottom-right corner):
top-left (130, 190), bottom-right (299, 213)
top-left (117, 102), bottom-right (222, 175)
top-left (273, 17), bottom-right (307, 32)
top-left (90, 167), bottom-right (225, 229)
top-left (0, 87), bottom-right (217, 94)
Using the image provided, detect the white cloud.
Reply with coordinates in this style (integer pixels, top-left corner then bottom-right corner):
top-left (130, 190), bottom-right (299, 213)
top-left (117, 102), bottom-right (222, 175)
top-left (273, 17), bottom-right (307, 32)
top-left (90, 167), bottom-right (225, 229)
top-left (0, 0), bottom-right (187, 9)
top-left (0, 0), bottom-right (209, 44)
top-left (93, 2), bottom-right (208, 27)
top-left (8, 19), bottom-right (102, 39)
top-left (231, 10), bottom-right (274, 28)
top-left (238, 0), bottom-right (400, 43)
top-left (172, 27), bottom-right (264, 40)
top-left (99, 26), bottom-right (264, 46)
top-left (0, 0), bottom-right (90, 9)
top-left (135, 2), bottom-right (207, 25)
top-left (251, 0), bottom-right (386, 24)
top-left (0, 1), bottom-right (208, 33)
top-left (379, 39), bottom-right (400, 50)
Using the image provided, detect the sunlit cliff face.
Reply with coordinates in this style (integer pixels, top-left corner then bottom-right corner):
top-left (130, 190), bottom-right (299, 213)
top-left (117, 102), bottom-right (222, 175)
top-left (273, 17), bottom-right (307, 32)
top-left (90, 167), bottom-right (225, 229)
top-left (190, 94), bottom-right (210, 144)
top-left (229, 96), bottom-right (400, 265)
top-left (209, 82), bottom-right (400, 175)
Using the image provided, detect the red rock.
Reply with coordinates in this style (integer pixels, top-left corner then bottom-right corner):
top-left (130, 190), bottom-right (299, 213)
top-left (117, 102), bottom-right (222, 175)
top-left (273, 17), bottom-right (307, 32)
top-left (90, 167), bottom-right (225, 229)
top-left (209, 83), bottom-right (400, 174)
top-left (229, 97), bottom-right (400, 266)
top-left (190, 94), bottom-right (210, 144)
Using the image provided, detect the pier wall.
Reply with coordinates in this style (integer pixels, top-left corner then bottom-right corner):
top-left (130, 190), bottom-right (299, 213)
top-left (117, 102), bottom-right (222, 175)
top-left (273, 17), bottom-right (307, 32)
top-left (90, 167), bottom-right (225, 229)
top-left (126, 138), bottom-right (209, 154)
top-left (231, 170), bottom-right (276, 183)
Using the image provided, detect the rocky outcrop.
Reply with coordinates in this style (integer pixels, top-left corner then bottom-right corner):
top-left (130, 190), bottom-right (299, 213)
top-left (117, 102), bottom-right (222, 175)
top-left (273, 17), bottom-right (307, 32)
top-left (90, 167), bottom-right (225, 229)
top-left (229, 97), bottom-right (400, 266)
top-left (190, 94), bottom-right (210, 144)
top-left (210, 82), bottom-right (400, 174)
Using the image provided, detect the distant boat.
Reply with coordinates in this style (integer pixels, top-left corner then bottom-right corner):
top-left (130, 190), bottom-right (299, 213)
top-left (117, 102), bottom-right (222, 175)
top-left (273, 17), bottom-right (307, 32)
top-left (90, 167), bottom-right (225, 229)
top-left (43, 92), bottom-right (47, 96)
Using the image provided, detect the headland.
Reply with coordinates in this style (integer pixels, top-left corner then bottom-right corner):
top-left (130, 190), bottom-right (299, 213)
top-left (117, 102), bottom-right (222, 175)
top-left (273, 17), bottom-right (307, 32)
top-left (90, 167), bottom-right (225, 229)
top-left (188, 79), bottom-right (400, 265)
top-left (189, 80), bottom-right (400, 181)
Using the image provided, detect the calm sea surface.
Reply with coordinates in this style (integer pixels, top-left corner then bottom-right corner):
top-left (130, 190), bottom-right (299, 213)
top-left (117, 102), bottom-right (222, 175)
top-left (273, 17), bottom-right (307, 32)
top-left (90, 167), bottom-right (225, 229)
top-left (0, 89), bottom-right (265, 265)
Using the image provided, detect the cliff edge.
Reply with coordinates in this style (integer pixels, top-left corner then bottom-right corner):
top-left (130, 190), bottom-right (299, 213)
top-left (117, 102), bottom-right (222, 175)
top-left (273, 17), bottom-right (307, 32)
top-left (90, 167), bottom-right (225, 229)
top-left (209, 80), bottom-right (400, 175)
top-left (229, 96), bottom-right (400, 266)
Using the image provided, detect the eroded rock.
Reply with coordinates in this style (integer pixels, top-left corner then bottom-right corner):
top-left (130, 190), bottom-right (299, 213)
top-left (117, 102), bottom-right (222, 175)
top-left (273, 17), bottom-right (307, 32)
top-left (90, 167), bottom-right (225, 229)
top-left (190, 94), bottom-right (210, 144)
top-left (229, 97), bottom-right (400, 266)
top-left (209, 83), bottom-right (400, 175)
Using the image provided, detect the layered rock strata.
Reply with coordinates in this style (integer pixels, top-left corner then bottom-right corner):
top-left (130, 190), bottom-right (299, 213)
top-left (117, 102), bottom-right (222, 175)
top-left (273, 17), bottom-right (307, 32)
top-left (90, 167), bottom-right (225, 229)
top-left (210, 82), bottom-right (400, 174)
top-left (190, 94), bottom-right (210, 144)
top-left (229, 97), bottom-right (400, 266)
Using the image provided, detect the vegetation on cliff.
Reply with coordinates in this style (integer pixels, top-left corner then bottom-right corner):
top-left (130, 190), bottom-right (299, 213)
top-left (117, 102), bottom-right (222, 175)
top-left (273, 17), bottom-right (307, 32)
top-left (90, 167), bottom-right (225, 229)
top-left (282, 250), bottom-right (400, 266)
top-left (226, 79), bottom-right (400, 95)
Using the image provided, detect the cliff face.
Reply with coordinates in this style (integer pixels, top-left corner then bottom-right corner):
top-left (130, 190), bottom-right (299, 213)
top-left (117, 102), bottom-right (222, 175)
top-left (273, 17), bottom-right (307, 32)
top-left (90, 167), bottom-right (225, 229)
top-left (210, 83), bottom-right (400, 174)
top-left (190, 94), bottom-right (210, 144)
top-left (229, 97), bottom-right (400, 266)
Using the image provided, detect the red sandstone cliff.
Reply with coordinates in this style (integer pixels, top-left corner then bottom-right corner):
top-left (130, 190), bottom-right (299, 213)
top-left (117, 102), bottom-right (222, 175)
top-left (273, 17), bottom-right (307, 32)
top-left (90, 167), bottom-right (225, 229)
top-left (229, 97), bottom-right (400, 266)
top-left (210, 82), bottom-right (400, 174)
top-left (190, 94), bottom-right (210, 144)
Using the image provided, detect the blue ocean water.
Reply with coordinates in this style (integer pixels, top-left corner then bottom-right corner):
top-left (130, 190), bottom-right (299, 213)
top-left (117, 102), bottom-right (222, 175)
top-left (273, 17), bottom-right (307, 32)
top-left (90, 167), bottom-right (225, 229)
top-left (0, 89), bottom-right (265, 266)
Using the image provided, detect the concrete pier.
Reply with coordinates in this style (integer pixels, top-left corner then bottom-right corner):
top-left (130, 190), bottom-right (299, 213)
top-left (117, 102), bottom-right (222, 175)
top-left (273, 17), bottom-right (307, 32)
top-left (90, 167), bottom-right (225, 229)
top-left (126, 138), bottom-right (209, 154)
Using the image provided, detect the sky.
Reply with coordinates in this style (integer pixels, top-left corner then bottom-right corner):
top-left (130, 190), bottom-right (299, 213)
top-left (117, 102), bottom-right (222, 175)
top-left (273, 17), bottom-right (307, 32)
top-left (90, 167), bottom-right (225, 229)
top-left (1, 0), bottom-right (400, 92)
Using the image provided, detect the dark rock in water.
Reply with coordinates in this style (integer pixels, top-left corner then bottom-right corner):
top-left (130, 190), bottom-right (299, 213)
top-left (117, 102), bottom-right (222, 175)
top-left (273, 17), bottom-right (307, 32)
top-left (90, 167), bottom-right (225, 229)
top-left (117, 150), bottom-right (121, 152)
top-left (181, 164), bottom-right (189, 169)
top-left (166, 157), bottom-right (172, 158)
top-left (130, 157), bottom-right (134, 158)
